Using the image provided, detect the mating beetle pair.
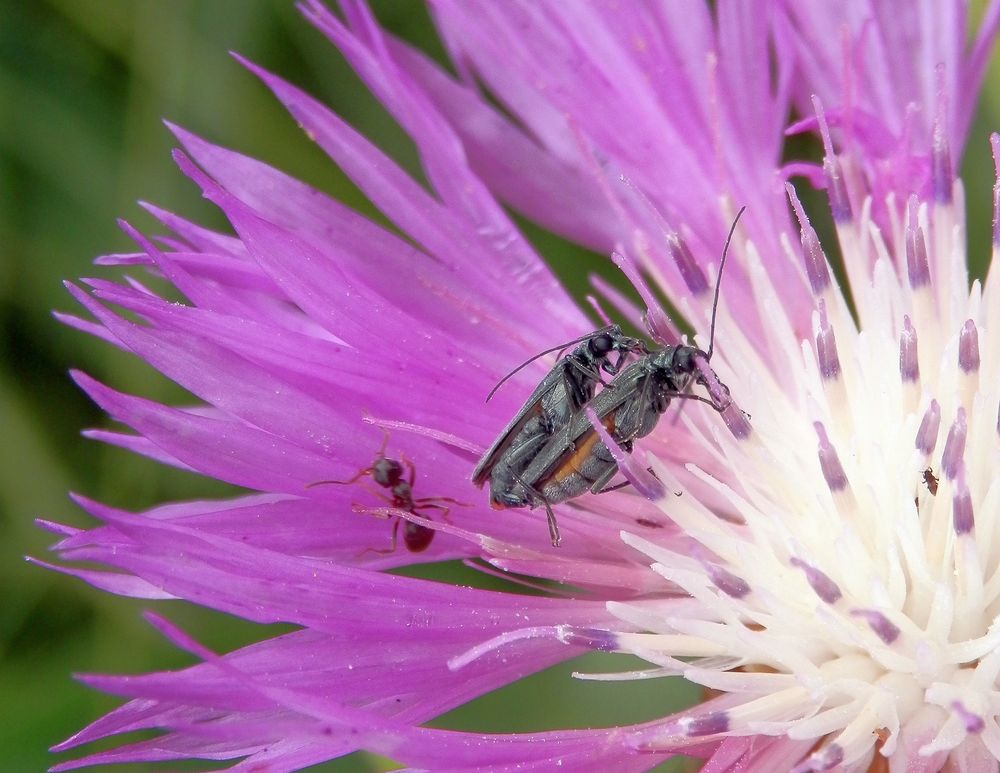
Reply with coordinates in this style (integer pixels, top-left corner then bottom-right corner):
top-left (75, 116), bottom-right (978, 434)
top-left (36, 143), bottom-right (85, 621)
top-left (471, 323), bottom-right (648, 546)
top-left (473, 210), bottom-right (744, 546)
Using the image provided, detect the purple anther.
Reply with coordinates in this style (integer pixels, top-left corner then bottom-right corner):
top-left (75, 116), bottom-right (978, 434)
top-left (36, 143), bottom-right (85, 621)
top-left (932, 67), bottom-right (953, 204)
top-left (905, 223), bottom-right (931, 289)
top-left (667, 232), bottom-right (709, 295)
top-left (824, 156), bottom-right (852, 222)
top-left (851, 609), bottom-right (901, 644)
top-left (706, 564), bottom-right (750, 599)
top-left (790, 557), bottom-right (843, 603)
top-left (816, 300), bottom-right (840, 380)
top-left (991, 133), bottom-right (1000, 245)
top-left (814, 422), bottom-right (848, 492)
top-left (614, 249), bottom-right (681, 345)
top-left (808, 97), bottom-right (852, 221)
top-left (899, 315), bottom-right (919, 383)
top-left (952, 466), bottom-right (974, 535)
top-left (791, 743), bottom-right (844, 773)
top-left (959, 320), bottom-right (980, 373)
top-left (932, 130), bottom-right (953, 203)
top-left (560, 627), bottom-right (619, 652)
top-left (786, 182), bottom-right (831, 294)
top-left (685, 712), bottom-right (730, 737)
top-left (953, 701), bottom-right (985, 734)
top-left (941, 407), bottom-right (967, 480)
top-left (915, 400), bottom-right (941, 455)
top-left (642, 306), bottom-right (680, 348)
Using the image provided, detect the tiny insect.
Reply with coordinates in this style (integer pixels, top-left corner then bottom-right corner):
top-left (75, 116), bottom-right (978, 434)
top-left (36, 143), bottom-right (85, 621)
top-left (472, 325), bottom-right (647, 516)
top-left (311, 432), bottom-right (460, 553)
top-left (487, 208), bottom-right (745, 546)
top-left (922, 466), bottom-right (939, 496)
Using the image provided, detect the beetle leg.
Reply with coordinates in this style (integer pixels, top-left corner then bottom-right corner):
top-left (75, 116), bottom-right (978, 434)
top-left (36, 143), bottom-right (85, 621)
top-left (595, 479), bottom-right (632, 495)
top-left (604, 346), bottom-right (636, 377)
top-left (543, 500), bottom-right (561, 547)
top-left (561, 363), bottom-right (596, 407)
top-left (594, 467), bottom-right (666, 496)
top-left (507, 468), bottom-right (560, 546)
top-left (590, 464), bottom-right (625, 495)
top-left (665, 390), bottom-right (723, 410)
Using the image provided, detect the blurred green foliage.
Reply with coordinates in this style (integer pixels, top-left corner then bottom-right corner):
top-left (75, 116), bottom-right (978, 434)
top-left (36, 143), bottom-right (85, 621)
top-left (0, 1), bottom-right (997, 771)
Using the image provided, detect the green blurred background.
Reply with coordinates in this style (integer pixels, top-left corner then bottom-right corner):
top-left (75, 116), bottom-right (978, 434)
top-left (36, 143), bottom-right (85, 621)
top-left (1, 2), bottom-right (998, 771)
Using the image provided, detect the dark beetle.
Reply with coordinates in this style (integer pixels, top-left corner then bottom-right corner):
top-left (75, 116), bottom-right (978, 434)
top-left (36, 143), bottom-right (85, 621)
top-left (472, 325), bottom-right (647, 543)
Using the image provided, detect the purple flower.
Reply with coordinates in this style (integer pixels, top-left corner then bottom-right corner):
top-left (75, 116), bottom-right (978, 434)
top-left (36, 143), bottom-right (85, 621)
top-left (37, 1), bottom-right (1000, 769)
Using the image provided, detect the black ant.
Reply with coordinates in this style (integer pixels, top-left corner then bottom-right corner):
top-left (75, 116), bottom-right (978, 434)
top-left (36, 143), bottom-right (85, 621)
top-left (310, 431), bottom-right (463, 553)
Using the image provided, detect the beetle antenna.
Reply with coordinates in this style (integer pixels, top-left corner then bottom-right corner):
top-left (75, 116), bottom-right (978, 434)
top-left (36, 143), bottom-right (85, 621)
top-left (707, 206), bottom-right (745, 361)
top-left (486, 326), bottom-right (616, 402)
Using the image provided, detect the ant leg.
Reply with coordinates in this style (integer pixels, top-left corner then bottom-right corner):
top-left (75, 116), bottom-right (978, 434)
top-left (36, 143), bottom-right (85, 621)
top-left (415, 502), bottom-right (453, 524)
top-left (352, 483), bottom-right (396, 507)
top-left (401, 453), bottom-right (417, 487)
top-left (360, 517), bottom-right (400, 558)
top-left (306, 466), bottom-right (373, 488)
top-left (310, 430), bottom-right (395, 489)
top-left (375, 428), bottom-right (391, 459)
top-left (413, 495), bottom-right (469, 507)
top-left (386, 517), bottom-right (400, 553)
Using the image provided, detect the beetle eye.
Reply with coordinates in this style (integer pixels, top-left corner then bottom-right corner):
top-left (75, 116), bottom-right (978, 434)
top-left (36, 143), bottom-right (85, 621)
top-left (673, 346), bottom-right (698, 373)
top-left (590, 334), bottom-right (614, 355)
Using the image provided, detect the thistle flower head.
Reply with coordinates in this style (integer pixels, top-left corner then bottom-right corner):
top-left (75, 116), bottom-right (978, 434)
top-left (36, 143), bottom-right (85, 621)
top-left (38, 1), bottom-right (1000, 770)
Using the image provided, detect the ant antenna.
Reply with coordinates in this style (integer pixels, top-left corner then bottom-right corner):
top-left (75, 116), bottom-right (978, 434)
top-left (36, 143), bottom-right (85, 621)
top-left (486, 325), bottom-right (616, 402)
top-left (707, 206), bottom-right (745, 361)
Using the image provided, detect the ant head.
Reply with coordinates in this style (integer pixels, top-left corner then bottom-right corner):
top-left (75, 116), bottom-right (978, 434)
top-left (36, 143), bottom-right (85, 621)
top-left (372, 457), bottom-right (404, 487)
